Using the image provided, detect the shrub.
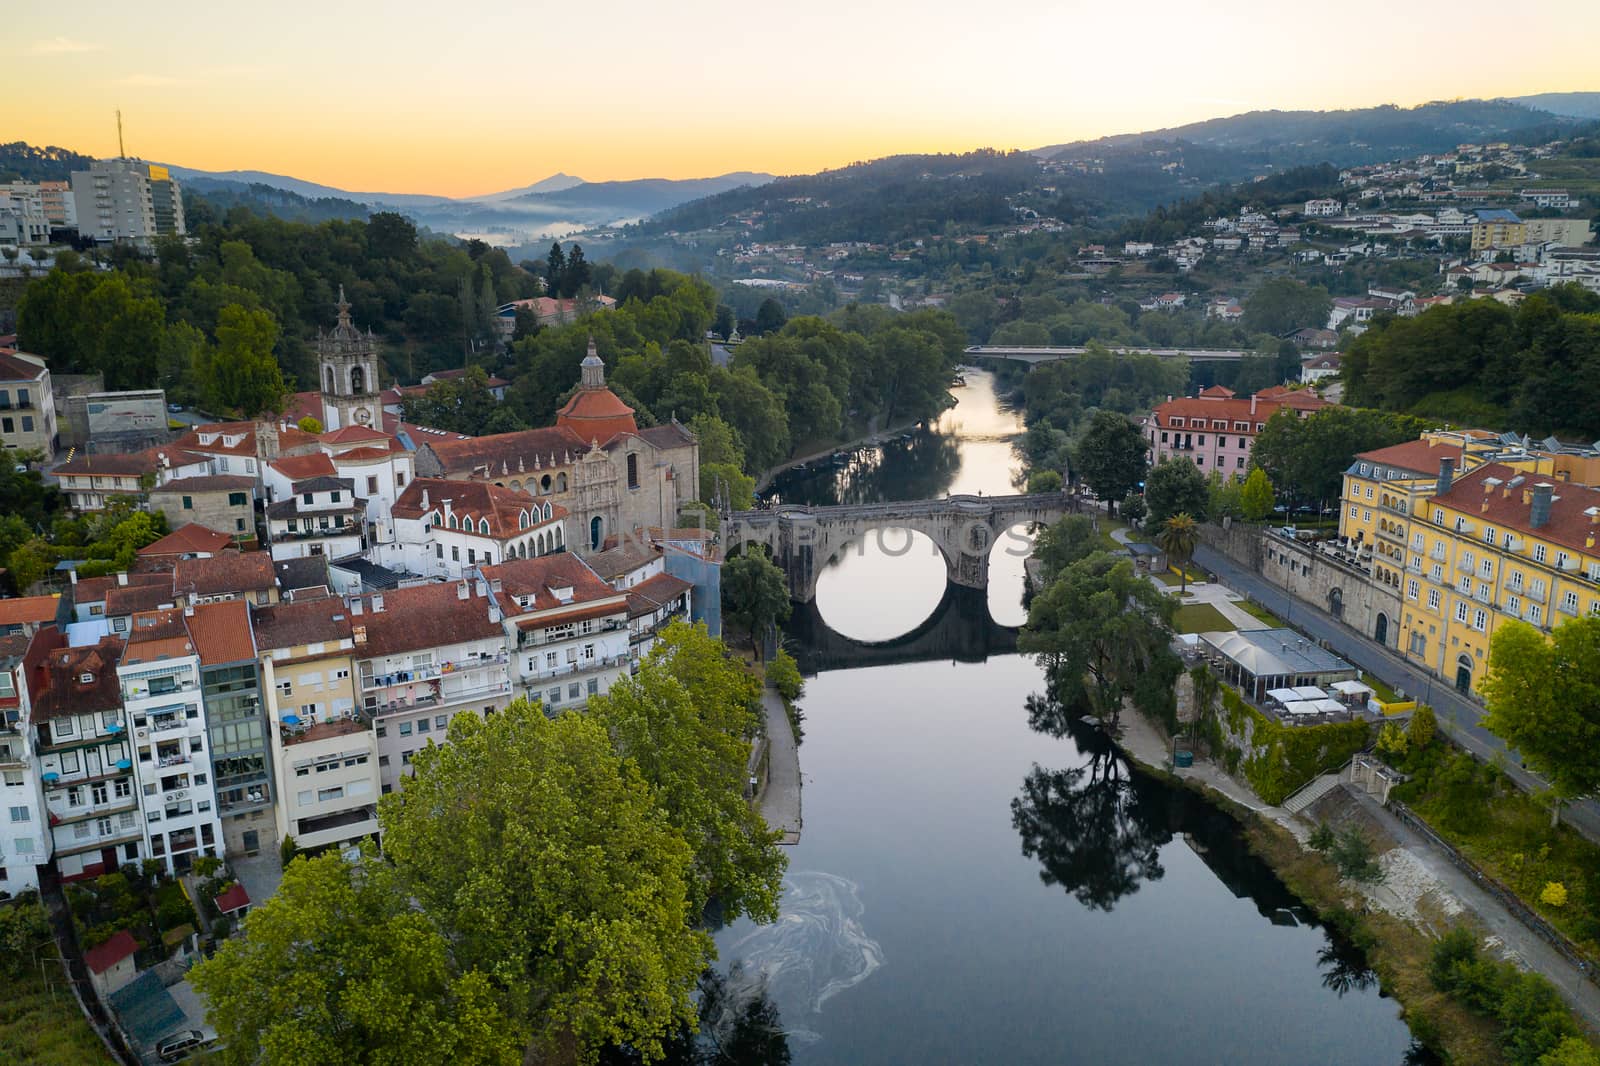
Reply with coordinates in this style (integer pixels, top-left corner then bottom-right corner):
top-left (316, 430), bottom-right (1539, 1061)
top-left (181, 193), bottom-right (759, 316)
top-left (766, 649), bottom-right (804, 703)
top-left (192, 856), bottom-right (223, 879)
top-left (1308, 822), bottom-right (1336, 852)
top-left (1330, 826), bottom-right (1385, 883)
top-left (279, 834), bottom-right (299, 868)
top-left (1428, 925), bottom-right (1588, 1064)
top-left (1120, 494), bottom-right (1148, 522)
top-left (1376, 721), bottom-right (1408, 758)
top-left (1406, 704), bottom-right (1437, 749)
top-left (1539, 882), bottom-right (1568, 908)
top-left (156, 894), bottom-right (195, 932)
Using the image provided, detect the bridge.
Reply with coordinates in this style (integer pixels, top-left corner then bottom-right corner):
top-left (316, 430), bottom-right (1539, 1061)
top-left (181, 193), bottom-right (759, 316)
top-left (723, 492), bottom-right (1069, 603)
top-left (965, 345), bottom-right (1252, 365)
top-left (784, 585), bottom-right (1018, 675)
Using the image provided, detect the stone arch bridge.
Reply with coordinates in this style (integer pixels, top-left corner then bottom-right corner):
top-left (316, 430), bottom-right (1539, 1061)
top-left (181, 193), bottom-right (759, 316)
top-left (723, 492), bottom-right (1071, 603)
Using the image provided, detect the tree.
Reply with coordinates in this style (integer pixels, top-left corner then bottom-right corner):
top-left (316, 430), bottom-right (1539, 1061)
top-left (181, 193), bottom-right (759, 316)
top-left (1242, 278), bottom-right (1333, 336)
top-left (712, 304), bottom-right (736, 340)
top-left (586, 621), bottom-right (785, 923)
top-left (379, 701), bottom-right (710, 1063)
top-left (367, 211), bottom-right (419, 260)
top-left (297, 416), bottom-right (323, 434)
top-left (562, 244), bottom-right (592, 299)
top-left (202, 304), bottom-right (286, 417)
top-left (1020, 553), bottom-right (1182, 730)
top-left (1119, 494), bottom-right (1147, 523)
top-left (1251, 407), bottom-right (1428, 511)
top-left (545, 242), bottom-right (566, 294)
top-left (1073, 411), bottom-right (1148, 515)
top-left (1155, 513), bottom-right (1199, 593)
top-left (191, 852), bottom-right (522, 1065)
top-left (1027, 469), bottom-right (1063, 494)
top-left (1031, 515), bottom-right (1101, 584)
top-left (754, 298), bottom-right (787, 337)
top-left (1239, 467), bottom-right (1276, 522)
top-left (721, 552), bottom-right (791, 658)
top-left (1480, 617), bottom-right (1600, 825)
top-left (1143, 458), bottom-right (1209, 527)
top-left (703, 463), bottom-right (755, 512)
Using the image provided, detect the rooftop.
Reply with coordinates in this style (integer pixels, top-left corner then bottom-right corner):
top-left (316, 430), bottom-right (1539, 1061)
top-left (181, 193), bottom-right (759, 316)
top-left (481, 553), bottom-right (619, 614)
top-left (392, 478), bottom-right (566, 540)
top-left (251, 598), bottom-right (354, 652)
top-left (1431, 462), bottom-right (1600, 557)
top-left (25, 630), bottom-right (126, 719)
top-left (350, 581), bottom-right (503, 657)
top-left (187, 600), bottom-right (256, 666)
top-left (0, 594), bottom-right (60, 628)
top-left (1200, 628), bottom-right (1356, 678)
top-left (174, 552), bottom-right (276, 598)
top-left (138, 524), bottom-right (234, 558)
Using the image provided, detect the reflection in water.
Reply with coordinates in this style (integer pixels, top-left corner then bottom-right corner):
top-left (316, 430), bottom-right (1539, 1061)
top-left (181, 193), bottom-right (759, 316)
top-left (786, 586), bottom-right (1018, 675)
top-left (601, 969), bottom-right (793, 1066)
top-left (1319, 941), bottom-right (1380, 998)
top-left (1011, 724), bottom-right (1170, 911)
top-left (767, 428), bottom-right (963, 507)
top-left (720, 872), bottom-right (885, 1045)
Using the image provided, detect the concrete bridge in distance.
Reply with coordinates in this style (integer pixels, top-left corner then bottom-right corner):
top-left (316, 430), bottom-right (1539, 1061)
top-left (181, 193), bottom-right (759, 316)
top-left (784, 586), bottom-right (1019, 675)
top-left (965, 344), bottom-right (1252, 366)
top-left (722, 492), bottom-right (1070, 603)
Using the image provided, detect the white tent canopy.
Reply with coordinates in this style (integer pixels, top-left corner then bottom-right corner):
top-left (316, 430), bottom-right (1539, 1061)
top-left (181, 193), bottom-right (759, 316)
top-left (1292, 686), bottom-right (1328, 700)
top-left (1330, 680), bottom-right (1373, 697)
top-left (1266, 688), bottom-right (1300, 703)
top-left (1282, 700), bottom-right (1321, 716)
top-left (1313, 698), bottom-right (1345, 713)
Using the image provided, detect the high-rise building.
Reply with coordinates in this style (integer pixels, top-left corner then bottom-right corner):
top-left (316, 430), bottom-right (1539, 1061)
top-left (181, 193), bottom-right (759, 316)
top-left (69, 159), bottom-right (185, 246)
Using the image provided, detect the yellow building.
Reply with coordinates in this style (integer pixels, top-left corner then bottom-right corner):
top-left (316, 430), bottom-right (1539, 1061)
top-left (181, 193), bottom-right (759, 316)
top-left (1470, 215), bottom-right (1526, 252)
top-left (1339, 436), bottom-right (1600, 694)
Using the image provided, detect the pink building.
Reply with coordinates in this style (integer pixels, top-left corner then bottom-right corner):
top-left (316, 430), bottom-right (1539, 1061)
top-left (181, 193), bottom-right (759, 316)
top-left (1143, 386), bottom-right (1331, 478)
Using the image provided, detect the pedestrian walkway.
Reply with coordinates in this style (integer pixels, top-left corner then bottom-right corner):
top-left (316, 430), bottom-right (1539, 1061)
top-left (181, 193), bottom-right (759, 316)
top-left (760, 686), bottom-right (802, 844)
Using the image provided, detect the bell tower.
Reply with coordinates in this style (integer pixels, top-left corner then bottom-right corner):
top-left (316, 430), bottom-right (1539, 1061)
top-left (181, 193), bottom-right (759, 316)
top-left (317, 286), bottom-right (381, 431)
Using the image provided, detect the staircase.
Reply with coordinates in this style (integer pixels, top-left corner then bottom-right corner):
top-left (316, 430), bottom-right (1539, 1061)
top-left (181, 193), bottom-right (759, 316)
top-left (1283, 769), bottom-right (1346, 814)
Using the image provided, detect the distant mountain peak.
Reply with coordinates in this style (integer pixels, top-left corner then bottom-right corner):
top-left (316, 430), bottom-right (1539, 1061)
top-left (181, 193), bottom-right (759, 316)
top-left (473, 173), bottom-right (585, 202)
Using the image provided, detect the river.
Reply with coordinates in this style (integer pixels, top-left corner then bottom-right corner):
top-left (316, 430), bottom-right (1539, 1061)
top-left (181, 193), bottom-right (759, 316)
top-left (711, 369), bottom-right (1419, 1064)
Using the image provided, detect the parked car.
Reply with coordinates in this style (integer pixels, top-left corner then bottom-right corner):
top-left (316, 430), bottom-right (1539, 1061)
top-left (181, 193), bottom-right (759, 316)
top-left (167, 403), bottom-right (183, 413)
top-left (158, 1029), bottom-right (209, 1062)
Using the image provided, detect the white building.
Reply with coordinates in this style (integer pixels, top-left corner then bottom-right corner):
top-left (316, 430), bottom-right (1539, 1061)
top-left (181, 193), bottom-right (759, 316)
top-left (382, 478), bottom-right (568, 579)
top-left (265, 476), bottom-right (366, 561)
top-left (26, 631), bottom-right (142, 881)
top-left (1123, 241), bottom-right (1154, 257)
top-left (350, 581), bottom-right (514, 796)
top-left (586, 541), bottom-right (694, 667)
top-left (1304, 198), bottom-right (1342, 217)
top-left (1, 633), bottom-right (50, 894)
top-left (119, 609), bottom-right (224, 875)
top-left (70, 159), bottom-right (185, 246)
top-left (0, 185), bottom-right (52, 246)
top-left (482, 554), bottom-right (631, 711)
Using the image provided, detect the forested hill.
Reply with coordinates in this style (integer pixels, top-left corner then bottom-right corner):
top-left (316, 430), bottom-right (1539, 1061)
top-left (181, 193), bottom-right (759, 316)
top-left (634, 150), bottom-right (1041, 244)
top-left (183, 181), bottom-right (372, 224)
top-left (1035, 99), bottom-right (1573, 174)
top-left (0, 141), bottom-right (96, 183)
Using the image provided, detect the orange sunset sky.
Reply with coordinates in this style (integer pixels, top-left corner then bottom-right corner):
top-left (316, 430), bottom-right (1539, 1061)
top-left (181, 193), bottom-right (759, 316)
top-left (9, 1), bottom-right (1597, 198)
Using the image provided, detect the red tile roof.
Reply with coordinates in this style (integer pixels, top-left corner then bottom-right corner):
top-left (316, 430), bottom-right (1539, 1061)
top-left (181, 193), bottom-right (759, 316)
top-left (481, 553), bottom-right (620, 613)
top-left (55, 446), bottom-right (208, 479)
top-left (0, 595), bottom-right (59, 628)
top-left (392, 478), bottom-right (566, 540)
top-left (188, 600), bottom-right (256, 665)
top-left (250, 597), bottom-right (353, 651)
top-left (270, 452), bottom-right (337, 481)
top-left (555, 385), bottom-right (637, 443)
top-left (149, 475), bottom-right (255, 494)
top-left (85, 930), bottom-right (138, 975)
top-left (1150, 389), bottom-right (1331, 430)
top-left (0, 350), bottom-right (47, 382)
top-left (1429, 463), bottom-right (1600, 557)
top-left (104, 583), bottom-right (177, 618)
top-left (139, 525), bottom-right (234, 558)
top-left (174, 552), bottom-right (275, 598)
top-left (421, 426), bottom-right (587, 480)
top-left (1354, 439), bottom-right (1466, 477)
top-left (625, 572), bottom-right (693, 618)
top-left (214, 882), bottom-right (251, 914)
top-left (25, 630), bottom-right (125, 720)
top-left (351, 582), bottom-right (503, 657)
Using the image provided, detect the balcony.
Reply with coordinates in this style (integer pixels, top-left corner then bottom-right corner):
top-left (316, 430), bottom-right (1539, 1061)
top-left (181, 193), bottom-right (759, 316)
top-left (273, 524), bottom-right (358, 541)
top-left (518, 622), bottom-right (623, 650)
top-left (49, 794), bottom-right (139, 825)
top-left (154, 749), bottom-right (191, 769)
top-left (1379, 501), bottom-right (1409, 517)
top-left (524, 655), bottom-right (626, 683)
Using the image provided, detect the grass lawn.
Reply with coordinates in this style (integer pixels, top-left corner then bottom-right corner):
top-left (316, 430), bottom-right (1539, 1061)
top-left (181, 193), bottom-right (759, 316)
top-left (1172, 602), bottom-right (1235, 634)
top-left (1237, 599), bottom-right (1287, 628)
top-left (1364, 673), bottom-right (1402, 705)
top-left (0, 968), bottom-right (111, 1064)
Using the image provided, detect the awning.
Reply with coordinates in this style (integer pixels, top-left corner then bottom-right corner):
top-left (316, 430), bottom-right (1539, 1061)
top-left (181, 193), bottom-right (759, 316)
top-left (1292, 686), bottom-right (1329, 701)
top-left (1330, 680), bottom-right (1373, 697)
top-left (1314, 698), bottom-right (1345, 713)
top-left (280, 714), bottom-right (302, 726)
top-left (1282, 700), bottom-right (1321, 716)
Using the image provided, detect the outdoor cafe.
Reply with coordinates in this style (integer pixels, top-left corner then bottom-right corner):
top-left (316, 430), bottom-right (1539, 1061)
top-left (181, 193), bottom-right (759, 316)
top-left (1197, 628), bottom-right (1361, 715)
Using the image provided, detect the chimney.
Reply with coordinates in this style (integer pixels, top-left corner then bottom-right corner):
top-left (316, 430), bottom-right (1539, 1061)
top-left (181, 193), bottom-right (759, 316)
top-left (421, 488), bottom-right (429, 511)
top-left (1531, 483), bottom-right (1554, 529)
top-left (1436, 457), bottom-right (1454, 496)
top-left (1250, 395), bottom-right (1258, 415)
top-left (183, 603), bottom-right (193, 617)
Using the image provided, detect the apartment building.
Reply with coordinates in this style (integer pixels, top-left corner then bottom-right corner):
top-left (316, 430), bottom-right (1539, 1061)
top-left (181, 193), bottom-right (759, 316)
top-left (482, 554), bottom-right (631, 711)
top-left (383, 478), bottom-right (569, 579)
top-left (54, 446), bottom-right (211, 512)
top-left (253, 598), bottom-right (380, 854)
top-left (1144, 386), bottom-right (1332, 476)
top-left (189, 601), bottom-right (276, 859)
top-left (0, 350), bottom-right (58, 459)
top-left (24, 631), bottom-right (140, 881)
top-left (351, 581), bottom-right (513, 795)
top-left (119, 609), bottom-right (223, 875)
top-left (0, 185), bottom-right (51, 246)
top-left (587, 540), bottom-right (693, 666)
top-left (70, 159), bottom-right (185, 246)
top-left (1, 633), bottom-right (49, 894)
top-left (1339, 434), bottom-right (1600, 695)
top-left (264, 476), bottom-right (366, 561)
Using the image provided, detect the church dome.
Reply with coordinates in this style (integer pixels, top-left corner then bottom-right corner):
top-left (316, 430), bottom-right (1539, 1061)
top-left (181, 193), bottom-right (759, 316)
top-left (555, 337), bottom-right (637, 443)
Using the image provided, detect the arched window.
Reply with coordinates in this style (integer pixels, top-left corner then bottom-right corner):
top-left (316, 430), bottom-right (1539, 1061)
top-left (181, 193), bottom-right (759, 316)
top-left (556, 472), bottom-right (568, 493)
top-left (433, 510), bottom-right (443, 527)
top-left (541, 474), bottom-right (552, 494)
top-left (554, 525), bottom-right (563, 548)
top-left (479, 518), bottom-right (491, 535)
top-left (519, 510), bottom-right (529, 530)
top-left (447, 513), bottom-right (459, 529)
top-left (542, 502), bottom-right (552, 521)
top-left (627, 453), bottom-right (639, 489)
top-left (510, 479), bottom-right (522, 491)
top-left (590, 516), bottom-right (603, 550)
top-left (537, 532), bottom-right (547, 555)
top-left (350, 365), bottom-right (366, 394)
top-left (324, 366), bottom-right (336, 394)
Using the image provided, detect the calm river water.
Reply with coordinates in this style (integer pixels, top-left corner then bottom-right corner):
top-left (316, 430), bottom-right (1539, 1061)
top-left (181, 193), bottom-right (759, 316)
top-left (712, 369), bottom-right (1418, 1064)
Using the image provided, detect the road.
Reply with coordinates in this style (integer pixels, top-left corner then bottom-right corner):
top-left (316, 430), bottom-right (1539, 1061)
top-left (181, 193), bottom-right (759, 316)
top-left (1193, 542), bottom-right (1600, 843)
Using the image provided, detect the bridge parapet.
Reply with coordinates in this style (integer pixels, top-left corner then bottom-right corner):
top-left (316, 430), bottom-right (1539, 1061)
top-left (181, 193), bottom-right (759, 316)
top-left (723, 492), bottom-right (1071, 602)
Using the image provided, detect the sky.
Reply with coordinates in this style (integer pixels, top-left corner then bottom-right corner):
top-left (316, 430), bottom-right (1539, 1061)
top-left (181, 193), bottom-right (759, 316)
top-left (9, 0), bottom-right (1597, 198)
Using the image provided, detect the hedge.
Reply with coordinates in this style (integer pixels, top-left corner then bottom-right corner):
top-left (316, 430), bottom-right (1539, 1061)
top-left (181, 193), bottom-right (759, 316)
top-left (1206, 681), bottom-right (1371, 805)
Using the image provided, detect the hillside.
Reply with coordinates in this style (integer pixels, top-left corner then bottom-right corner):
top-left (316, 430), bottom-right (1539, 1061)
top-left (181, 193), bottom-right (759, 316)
top-left (0, 141), bottom-right (96, 183)
top-left (1510, 92), bottom-right (1600, 120)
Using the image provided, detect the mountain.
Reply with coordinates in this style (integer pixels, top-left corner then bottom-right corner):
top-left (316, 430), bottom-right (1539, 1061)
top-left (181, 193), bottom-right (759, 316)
top-left (473, 173), bottom-right (585, 201)
top-left (1509, 92), bottom-right (1600, 120)
top-left (0, 141), bottom-right (96, 183)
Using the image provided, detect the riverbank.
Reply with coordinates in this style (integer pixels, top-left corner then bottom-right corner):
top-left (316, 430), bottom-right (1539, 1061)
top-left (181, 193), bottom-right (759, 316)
top-left (1109, 710), bottom-right (1600, 1060)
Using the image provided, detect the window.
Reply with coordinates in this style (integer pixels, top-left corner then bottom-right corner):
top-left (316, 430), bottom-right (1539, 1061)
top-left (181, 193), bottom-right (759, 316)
top-left (1407, 579), bottom-right (1419, 601)
top-left (1534, 544), bottom-right (1547, 563)
top-left (435, 715), bottom-right (447, 730)
top-left (1563, 590), bottom-right (1579, 612)
top-left (1236, 456), bottom-right (1245, 469)
top-left (182, 496), bottom-right (194, 510)
top-left (627, 453), bottom-right (639, 489)
top-left (399, 721), bottom-right (413, 736)
top-left (416, 718), bottom-right (430, 734)
top-left (1427, 589), bottom-right (1440, 610)
top-left (1454, 602), bottom-right (1468, 623)
top-left (1348, 506), bottom-right (1358, 518)
top-left (1556, 551), bottom-right (1569, 569)
top-left (1484, 527), bottom-right (1495, 544)
top-left (21, 416), bottom-right (32, 433)
top-left (303, 493), bottom-right (313, 506)
top-left (1197, 435), bottom-right (1206, 446)
top-left (1508, 595), bottom-right (1521, 614)
top-left (568, 682), bottom-right (581, 699)
top-left (1479, 559), bottom-right (1492, 578)
top-left (229, 492), bottom-right (248, 506)
top-left (379, 754), bottom-right (390, 766)
top-left (317, 786), bottom-right (343, 802)
top-left (1363, 510), bottom-right (1372, 523)
top-left (1473, 610), bottom-right (1487, 631)
top-left (367, 476), bottom-right (378, 494)
top-left (1530, 605), bottom-right (1543, 625)
top-left (1, 418), bottom-right (11, 434)
top-left (330, 491), bottom-right (341, 503)
top-left (9, 806), bottom-right (30, 822)
top-left (586, 678), bottom-right (599, 696)
top-left (236, 518), bottom-right (246, 532)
